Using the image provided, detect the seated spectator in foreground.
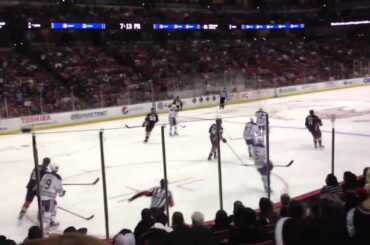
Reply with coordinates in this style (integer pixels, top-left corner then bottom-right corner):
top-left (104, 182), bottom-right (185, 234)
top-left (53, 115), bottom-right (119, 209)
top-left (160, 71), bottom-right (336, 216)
top-left (229, 207), bottom-right (268, 245)
top-left (258, 197), bottom-right (280, 226)
top-left (0, 235), bottom-right (16, 245)
top-left (22, 234), bottom-right (108, 245)
top-left (24, 226), bottom-right (42, 242)
top-left (347, 183), bottom-right (370, 244)
top-left (134, 208), bottom-right (154, 242)
top-left (139, 212), bottom-right (172, 245)
top-left (275, 200), bottom-right (309, 245)
top-left (358, 167), bottom-right (369, 187)
top-left (63, 226), bottom-right (88, 235)
top-left (279, 193), bottom-right (291, 217)
top-left (210, 209), bottom-right (230, 232)
top-left (321, 173), bottom-right (343, 196)
top-left (313, 193), bottom-right (350, 244)
top-left (229, 201), bottom-right (244, 226)
top-left (190, 211), bottom-right (221, 245)
top-left (342, 171), bottom-right (359, 193)
top-left (165, 212), bottom-right (193, 245)
top-left (113, 229), bottom-right (135, 245)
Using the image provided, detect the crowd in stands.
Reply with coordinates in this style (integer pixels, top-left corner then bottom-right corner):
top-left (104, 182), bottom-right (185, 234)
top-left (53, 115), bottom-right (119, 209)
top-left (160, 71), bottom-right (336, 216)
top-left (1, 168), bottom-right (369, 245)
top-left (1, 35), bottom-right (368, 118)
top-left (0, 2), bottom-right (370, 118)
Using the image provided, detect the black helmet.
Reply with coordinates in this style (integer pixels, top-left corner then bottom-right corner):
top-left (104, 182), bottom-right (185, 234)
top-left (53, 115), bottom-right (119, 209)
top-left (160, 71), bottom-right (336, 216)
top-left (309, 110), bottom-right (314, 115)
top-left (43, 157), bottom-right (50, 165)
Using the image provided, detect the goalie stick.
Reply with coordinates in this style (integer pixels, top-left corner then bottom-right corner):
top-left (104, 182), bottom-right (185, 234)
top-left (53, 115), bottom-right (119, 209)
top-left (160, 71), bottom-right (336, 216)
top-left (58, 206), bottom-right (94, 220)
top-left (63, 177), bottom-right (100, 186)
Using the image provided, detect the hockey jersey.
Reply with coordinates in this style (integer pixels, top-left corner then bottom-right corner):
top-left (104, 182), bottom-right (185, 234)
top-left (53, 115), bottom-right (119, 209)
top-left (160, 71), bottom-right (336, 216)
top-left (40, 172), bottom-right (63, 200)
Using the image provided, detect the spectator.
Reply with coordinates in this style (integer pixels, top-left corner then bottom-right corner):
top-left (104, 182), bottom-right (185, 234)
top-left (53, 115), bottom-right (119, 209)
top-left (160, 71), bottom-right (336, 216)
top-left (139, 212), bottom-right (172, 245)
top-left (165, 212), bottom-right (193, 245)
top-left (24, 226), bottom-right (42, 242)
top-left (113, 229), bottom-right (135, 245)
top-left (258, 197), bottom-right (280, 226)
top-left (358, 167), bottom-right (369, 187)
top-left (22, 234), bottom-right (108, 245)
top-left (342, 171), bottom-right (359, 193)
top-left (134, 208), bottom-right (154, 242)
top-left (229, 200), bottom-right (244, 226)
top-left (347, 183), bottom-right (370, 243)
top-left (279, 193), bottom-right (291, 217)
top-left (190, 211), bottom-right (220, 245)
top-left (321, 173), bottom-right (343, 196)
top-left (275, 201), bottom-right (309, 245)
top-left (210, 210), bottom-right (230, 232)
top-left (312, 193), bottom-right (350, 244)
top-left (229, 207), bottom-right (268, 245)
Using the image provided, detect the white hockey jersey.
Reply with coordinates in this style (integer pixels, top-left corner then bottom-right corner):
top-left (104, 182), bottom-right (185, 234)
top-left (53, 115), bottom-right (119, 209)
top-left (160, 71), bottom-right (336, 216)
top-left (40, 172), bottom-right (63, 201)
top-left (168, 107), bottom-right (177, 119)
top-left (253, 143), bottom-right (267, 167)
top-left (255, 110), bottom-right (267, 127)
top-left (243, 122), bottom-right (259, 140)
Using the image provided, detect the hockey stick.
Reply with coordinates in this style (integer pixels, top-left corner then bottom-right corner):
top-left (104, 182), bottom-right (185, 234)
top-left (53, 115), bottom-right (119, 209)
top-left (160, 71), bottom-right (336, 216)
top-left (242, 160), bottom-right (294, 168)
top-left (226, 142), bottom-right (294, 168)
top-left (58, 206), bottom-right (94, 220)
top-left (125, 124), bottom-right (143, 129)
top-left (225, 142), bottom-right (246, 166)
top-left (228, 136), bottom-right (243, 141)
top-left (63, 177), bottom-right (100, 186)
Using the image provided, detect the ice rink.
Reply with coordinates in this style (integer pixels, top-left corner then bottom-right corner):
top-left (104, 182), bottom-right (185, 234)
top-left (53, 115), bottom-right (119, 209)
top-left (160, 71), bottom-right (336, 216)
top-left (1, 85), bottom-right (370, 241)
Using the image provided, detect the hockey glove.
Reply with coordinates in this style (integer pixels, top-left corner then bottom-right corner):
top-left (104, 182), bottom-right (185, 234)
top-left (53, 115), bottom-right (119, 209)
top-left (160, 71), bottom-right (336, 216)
top-left (142, 122), bottom-right (146, 127)
top-left (59, 190), bottom-right (66, 197)
top-left (222, 138), bottom-right (227, 143)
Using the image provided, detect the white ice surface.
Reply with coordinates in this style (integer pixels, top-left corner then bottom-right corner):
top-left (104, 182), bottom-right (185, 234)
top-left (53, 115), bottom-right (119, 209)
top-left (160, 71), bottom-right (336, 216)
top-left (1, 86), bottom-right (370, 242)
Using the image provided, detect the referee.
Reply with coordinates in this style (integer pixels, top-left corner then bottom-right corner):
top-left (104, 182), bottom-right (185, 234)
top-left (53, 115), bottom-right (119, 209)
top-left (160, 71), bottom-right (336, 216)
top-left (129, 179), bottom-right (174, 218)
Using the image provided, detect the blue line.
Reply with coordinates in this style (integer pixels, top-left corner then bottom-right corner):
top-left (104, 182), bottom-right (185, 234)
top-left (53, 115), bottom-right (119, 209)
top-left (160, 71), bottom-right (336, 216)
top-left (271, 125), bottom-right (370, 138)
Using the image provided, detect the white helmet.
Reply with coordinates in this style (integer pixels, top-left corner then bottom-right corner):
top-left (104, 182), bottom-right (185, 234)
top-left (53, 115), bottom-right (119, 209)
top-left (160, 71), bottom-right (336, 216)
top-left (49, 163), bottom-right (59, 172)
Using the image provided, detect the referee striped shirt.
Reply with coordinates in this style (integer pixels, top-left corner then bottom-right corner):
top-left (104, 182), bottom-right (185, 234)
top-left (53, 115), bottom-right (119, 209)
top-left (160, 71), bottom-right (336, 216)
top-left (149, 187), bottom-right (173, 209)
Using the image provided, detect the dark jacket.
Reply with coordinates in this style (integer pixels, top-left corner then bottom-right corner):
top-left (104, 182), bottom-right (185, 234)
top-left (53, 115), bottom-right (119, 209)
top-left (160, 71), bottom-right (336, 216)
top-left (134, 219), bottom-right (154, 242)
top-left (229, 225), bottom-right (268, 245)
top-left (190, 226), bottom-right (221, 245)
top-left (165, 224), bottom-right (194, 245)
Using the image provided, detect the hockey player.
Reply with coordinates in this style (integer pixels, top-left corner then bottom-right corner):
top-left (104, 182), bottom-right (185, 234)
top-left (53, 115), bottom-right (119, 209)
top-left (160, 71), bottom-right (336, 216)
top-left (168, 104), bottom-right (178, 136)
top-left (244, 118), bottom-right (259, 158)
top-left (172, 96), bottom-right (183, 111)
top-left (128, 179), bottom-right (174, 218)
top-left (143, 108), bottom-right (159, 143)
top-left (40, 163), bottom-right (65, 229)
top-left (305, 109), bottom-right (324, 149)
top-left (253, 137), bottom-right (273, 194)
top-left (18, 157), bottom-right (51, 220)
top-left (255, 108), bottom-right (268, 134)
top-left (208, 118), bottom-right (227, 160)
top-left (219, 88), bottom-right (227, 109)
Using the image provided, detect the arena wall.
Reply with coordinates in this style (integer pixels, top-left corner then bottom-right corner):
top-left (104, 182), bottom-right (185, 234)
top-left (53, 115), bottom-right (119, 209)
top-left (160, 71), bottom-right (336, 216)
top-left (0, 77), bottom-right (369, 135)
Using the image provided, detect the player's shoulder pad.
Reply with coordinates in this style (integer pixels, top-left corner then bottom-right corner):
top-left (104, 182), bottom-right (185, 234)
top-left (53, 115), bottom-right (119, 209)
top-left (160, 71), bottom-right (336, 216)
top-left (52, 172), bottom-right (62, 180)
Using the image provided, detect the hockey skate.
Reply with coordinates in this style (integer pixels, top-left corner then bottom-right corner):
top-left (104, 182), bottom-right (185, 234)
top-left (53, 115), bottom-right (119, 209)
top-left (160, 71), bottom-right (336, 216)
top-left (48, 221), bottom-right (60, 229)
top-left (174, 132), bottom-right (178, 136)
top-left (208, 153), bottom-right (212, 161)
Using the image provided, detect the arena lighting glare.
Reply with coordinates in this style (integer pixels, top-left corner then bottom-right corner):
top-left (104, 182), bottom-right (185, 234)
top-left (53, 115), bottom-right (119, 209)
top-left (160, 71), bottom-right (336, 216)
top-left (0, 21), bottom-right (5, 29)
top-left (331, 20), bottom-right (370, 26)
